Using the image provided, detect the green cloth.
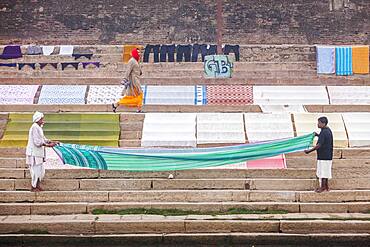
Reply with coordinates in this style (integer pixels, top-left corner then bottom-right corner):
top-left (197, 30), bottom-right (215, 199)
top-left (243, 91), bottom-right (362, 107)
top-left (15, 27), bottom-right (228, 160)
top-left (0, 113), bottom-right (120, 147)
top-left (53, 133), bottom-right (314, 171)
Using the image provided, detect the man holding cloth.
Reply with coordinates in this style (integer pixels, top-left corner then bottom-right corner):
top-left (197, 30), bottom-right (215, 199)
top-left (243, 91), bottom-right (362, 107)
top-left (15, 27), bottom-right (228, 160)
top-left (304, 116), bottom-right (333, 193)
top-left (26, 112), bottom-right (59, 192)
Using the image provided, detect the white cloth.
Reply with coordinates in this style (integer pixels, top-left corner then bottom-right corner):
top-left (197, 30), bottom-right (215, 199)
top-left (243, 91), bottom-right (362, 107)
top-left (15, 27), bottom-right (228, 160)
top-left (26, 123), bottom-right (47, 159)
top-left (59, 45), bottom-right (74, 55)
top-left (42, 46), bottom-right (55, 55)
top-left (29, 159), bottom-right (45, 188)
top-left (141, 113), bottom-right (196, 147)
top-left (316, 160), bottom-right (332, 179)
top-left (197, 113), bottom-right (245, 144)
top-left (33, 111), bottom-right (44, 123)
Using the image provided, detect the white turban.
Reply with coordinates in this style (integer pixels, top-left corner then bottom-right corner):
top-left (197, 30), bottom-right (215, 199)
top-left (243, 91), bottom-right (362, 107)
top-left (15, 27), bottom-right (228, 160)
top-left (32, 111), bottom-right (44, 123)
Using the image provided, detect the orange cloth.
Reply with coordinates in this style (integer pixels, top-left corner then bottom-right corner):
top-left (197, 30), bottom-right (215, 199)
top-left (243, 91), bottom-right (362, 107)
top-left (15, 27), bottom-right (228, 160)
top-left (123, 45), bottom-right (143, 63)
top-left (118, 93), bottom-right (143, 107)
top-left (352, 46), bottom-right (369, 74)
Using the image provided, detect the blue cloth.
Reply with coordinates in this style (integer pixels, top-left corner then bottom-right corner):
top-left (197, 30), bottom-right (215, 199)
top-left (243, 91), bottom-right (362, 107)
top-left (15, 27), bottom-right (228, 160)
top-left (336, 47), bottom-right (353, 76)
top-left (316, 46), bottom-right (335, 74)
top-left (0, 63), bottom-right (17, 67)
top-left (0, 45), bottom-right (22, 59)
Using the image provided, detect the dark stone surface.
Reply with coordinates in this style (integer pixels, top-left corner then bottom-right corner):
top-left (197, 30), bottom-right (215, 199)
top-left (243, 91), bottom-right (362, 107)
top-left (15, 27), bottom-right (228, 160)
top-left (0, 0), bottom-right (368, 44)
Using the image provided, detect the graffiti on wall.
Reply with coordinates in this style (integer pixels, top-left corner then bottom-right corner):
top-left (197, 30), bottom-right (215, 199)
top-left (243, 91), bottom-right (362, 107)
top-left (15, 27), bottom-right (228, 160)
top-left (204, 55), bottom-right (233, 78)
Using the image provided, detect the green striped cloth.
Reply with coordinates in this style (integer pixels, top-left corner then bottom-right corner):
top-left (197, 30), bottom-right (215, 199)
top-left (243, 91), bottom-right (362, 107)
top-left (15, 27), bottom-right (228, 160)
top-left (53, 133), bottom-right (314, 171)
top-left (0, 113), bottom-right (120, 147)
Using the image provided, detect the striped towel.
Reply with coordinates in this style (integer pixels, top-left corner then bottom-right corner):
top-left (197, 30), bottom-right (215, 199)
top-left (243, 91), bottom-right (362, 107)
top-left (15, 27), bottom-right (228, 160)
top-left (335, 47), bottom-right (353, 75)
top-left (352, 46), bottom-right (369, 74)
top-left (316, 46), bottom-right (335, 74)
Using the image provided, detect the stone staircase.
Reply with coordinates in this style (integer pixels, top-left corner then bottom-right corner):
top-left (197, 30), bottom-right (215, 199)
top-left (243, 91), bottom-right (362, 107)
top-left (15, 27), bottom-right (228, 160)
top-left (0, 45), bottom-right (368, 86)
top-left (0, 44), bottom-right (369, 245)
top-left (0, 147), bottom-right (369, 244)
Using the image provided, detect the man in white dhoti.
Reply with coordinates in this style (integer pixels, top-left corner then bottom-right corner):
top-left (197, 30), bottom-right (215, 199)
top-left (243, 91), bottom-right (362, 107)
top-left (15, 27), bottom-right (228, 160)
top-left (304, 117), bottom-right (333, 193)
top-left (26, 112), bottom-right (59, 192)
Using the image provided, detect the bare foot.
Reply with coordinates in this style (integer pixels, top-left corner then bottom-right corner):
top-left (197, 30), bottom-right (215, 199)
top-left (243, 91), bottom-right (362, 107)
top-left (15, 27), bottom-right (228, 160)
top-left (315, 187), bottom-right (325, 193)
top-left (112, 103), bottom-right (117, 113)
top-left (30, 187), bottom-right (40, 192)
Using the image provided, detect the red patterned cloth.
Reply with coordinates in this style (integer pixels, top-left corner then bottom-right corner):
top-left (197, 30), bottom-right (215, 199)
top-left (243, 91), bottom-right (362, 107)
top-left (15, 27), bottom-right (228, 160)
top-left (206, 85), bottom-right (253, 105)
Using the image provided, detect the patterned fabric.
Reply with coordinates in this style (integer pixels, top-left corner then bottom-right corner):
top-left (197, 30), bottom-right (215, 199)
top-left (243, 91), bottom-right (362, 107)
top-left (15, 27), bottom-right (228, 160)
top-left (206, 85), bottom-right (253, 105)
top-left (0, 85), bottom-right (38, 104)
top-left (87, 85), bottom-right (146, 104)
top-left (336, 47), bottom-right (353, 76)
top-left (316, 46), bottom-right (335, 74)
top-left (195, 85), bottom-right (207, 105)
top-left (54, 144), bottom-right (107, 169)
top-left (144, 86), bottom-right (205, 105)
top-left (38, 85), bottom-right (87, 104)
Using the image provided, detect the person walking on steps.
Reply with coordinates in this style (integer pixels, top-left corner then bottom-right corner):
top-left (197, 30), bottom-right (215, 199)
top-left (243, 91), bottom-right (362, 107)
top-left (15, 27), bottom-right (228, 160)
top-left (112, 48), bottom-right (143, 113)
top-left (26, 111), bottom-right (59, 192)
top-left (304, 116), bottom-right (333, 193)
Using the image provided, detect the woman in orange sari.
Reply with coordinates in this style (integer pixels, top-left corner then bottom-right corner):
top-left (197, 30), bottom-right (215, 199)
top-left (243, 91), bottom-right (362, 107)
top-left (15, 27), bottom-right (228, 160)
top-left (112, 48), bottom-right (143, 113)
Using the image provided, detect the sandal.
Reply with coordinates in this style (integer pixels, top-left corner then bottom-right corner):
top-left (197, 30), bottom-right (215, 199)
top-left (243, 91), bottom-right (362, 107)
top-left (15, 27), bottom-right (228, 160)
top-left (112, 103), bottom-right (117, 113)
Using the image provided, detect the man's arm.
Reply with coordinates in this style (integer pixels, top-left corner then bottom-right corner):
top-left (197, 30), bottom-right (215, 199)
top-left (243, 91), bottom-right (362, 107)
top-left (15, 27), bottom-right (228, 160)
top-left (304, 143), bottom-right (321, 154)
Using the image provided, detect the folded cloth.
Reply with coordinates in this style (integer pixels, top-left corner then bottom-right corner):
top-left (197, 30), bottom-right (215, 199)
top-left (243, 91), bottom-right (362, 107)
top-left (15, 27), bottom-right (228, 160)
top-left (336, 47), bottom-right (353, 75)
top-left (352, 46), bottom-right (369, 74)
top-left (0, 63), bottom-right (17, 67)
top-left (59, 45), bottom-right (74, 55)
top-left (41, 46), bottom-right (55, 55)
top-left (61, 62), bottom-right (79, 70)
top-left (316, 46), bottom-right (335, 74)
top-left (18, 63), bottom-right (36, 70)
top-left (72, 53), bottom-right (93, 60)
top-left (39, 62), bottom-right (58, 69)
top-left (27, 46), bottom-right (42, 55)
top-left (82, 62), bottom-right (99, 69)
top-left (0, 45), bottom-right (22, 59)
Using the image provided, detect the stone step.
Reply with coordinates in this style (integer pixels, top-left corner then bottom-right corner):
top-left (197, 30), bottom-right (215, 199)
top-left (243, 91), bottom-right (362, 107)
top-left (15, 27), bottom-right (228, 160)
top-left (0, 69), bottom-right (319, 78)
top-left (0, 214), bottom-right (369, 234)
top-left (120, 122), bottom-right (143, 131)
top-left (120, 130), bottom-right (142, 140)
top-left (119, 140), bottom-right (141, 147)
top-left (120, 113), bottom-right (145, 122)
top-left (2, 201), bottom-right (370, 215)
top-left (0, 76), bottom-right (367, 85)
top-left (1, 232), bottom-right (369, 246)
top-left (1, 104), bottom-right (370, 114)
top-left (0, 190), bottom-right (369, 203)
top-left (0, 167), bottom-right (369, 179)
top-left (2, 178), bottom-right (370, 191)
top-left (0, 168), bottom-right (315, 179)
top-left (286, 157), bottom-right (370, 169)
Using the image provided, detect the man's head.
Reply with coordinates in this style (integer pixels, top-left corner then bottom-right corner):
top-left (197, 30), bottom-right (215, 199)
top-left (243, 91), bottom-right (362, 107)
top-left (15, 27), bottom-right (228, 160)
top-left (33, 111), bottom-right (45, 126)
top-left (317, 116), bottom-right (328, 129)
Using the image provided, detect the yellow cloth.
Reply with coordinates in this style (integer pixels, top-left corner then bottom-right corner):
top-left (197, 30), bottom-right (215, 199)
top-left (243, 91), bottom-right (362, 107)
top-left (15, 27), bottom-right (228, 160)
top-left (118, 93), bottom-right (143, 107)
top-left (352, 46), bottom-right (369, 74)
top-left (123, 45), bottom-right (143, 63)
